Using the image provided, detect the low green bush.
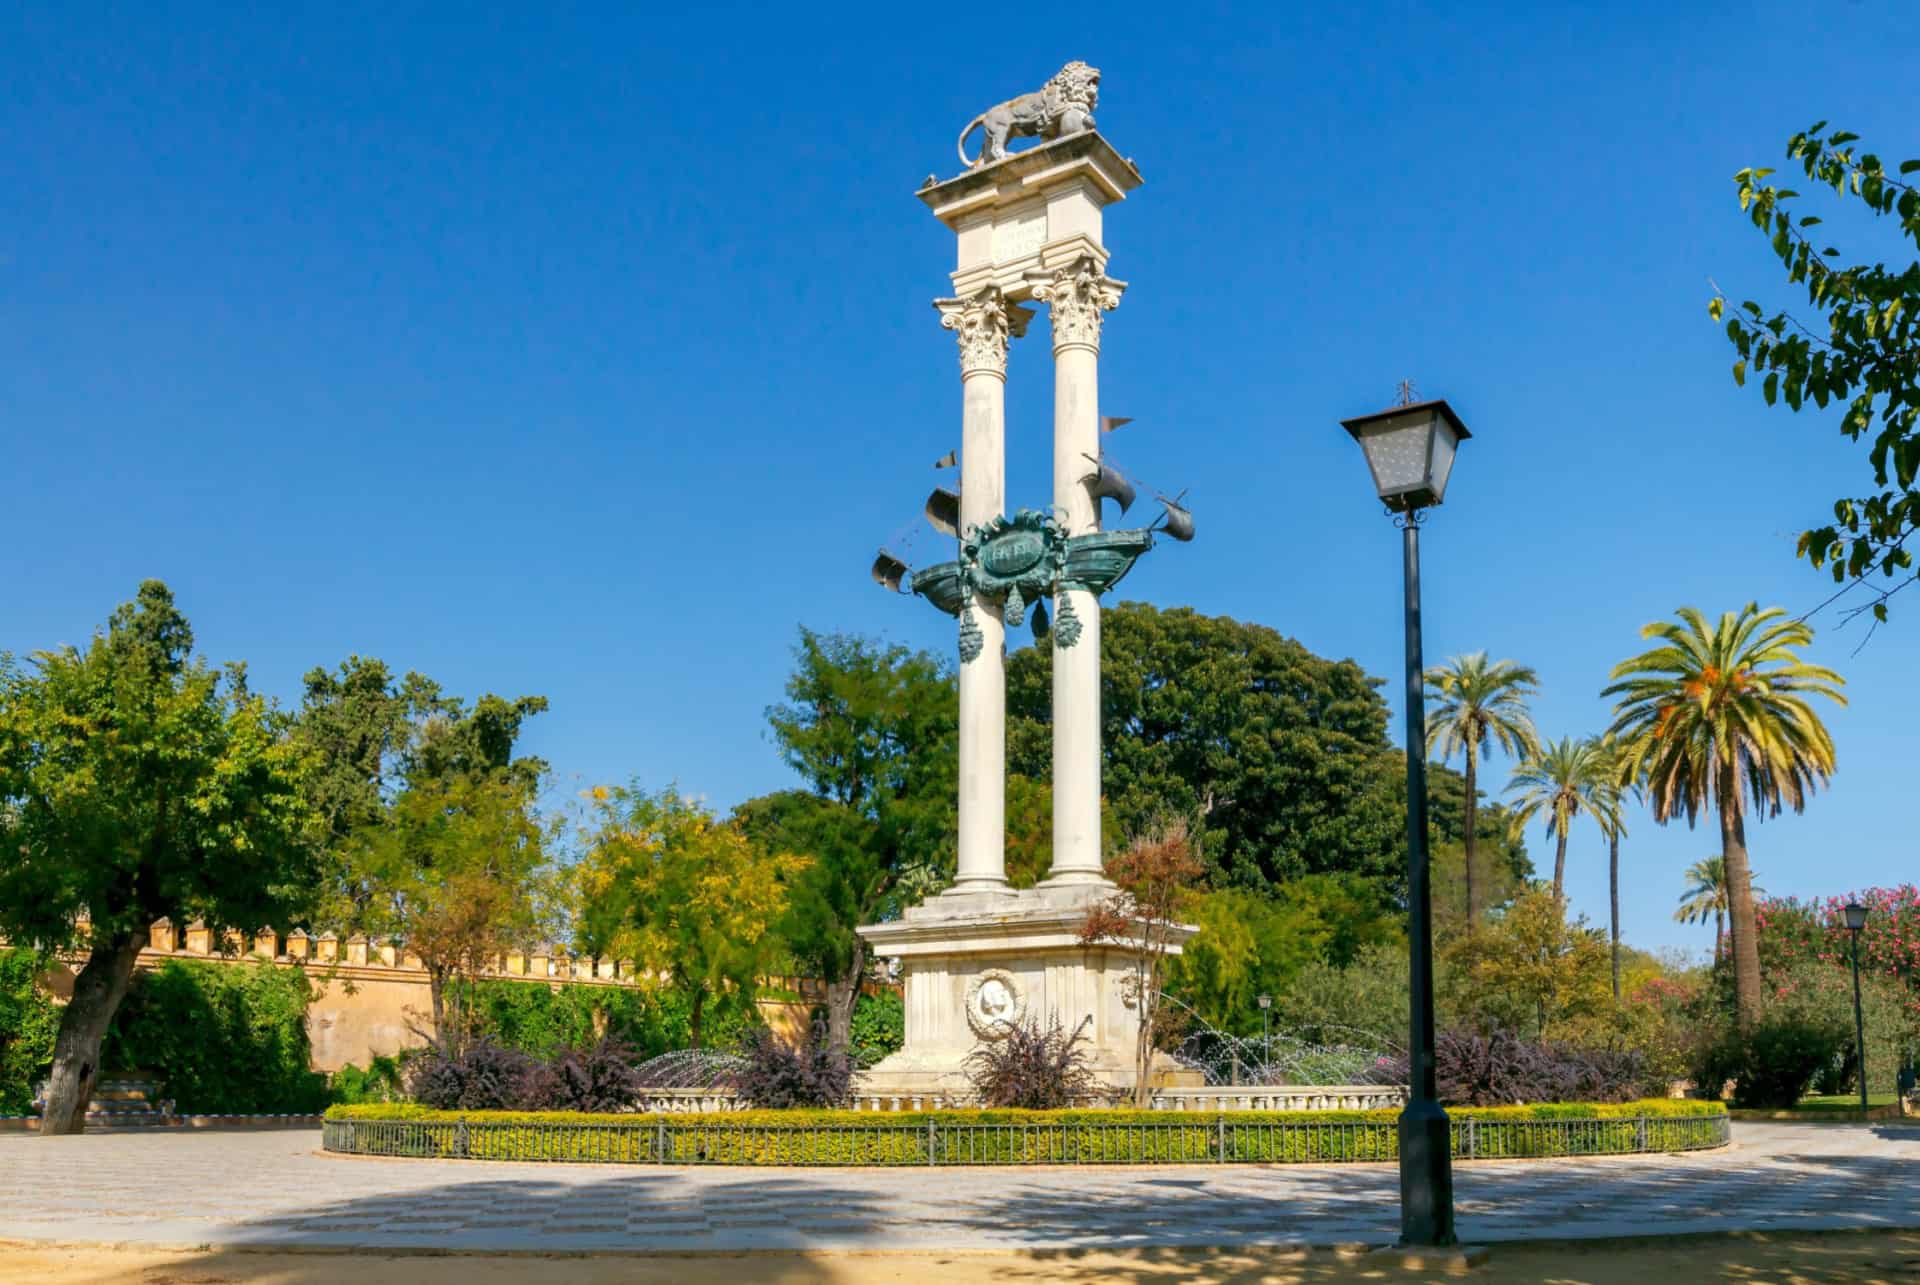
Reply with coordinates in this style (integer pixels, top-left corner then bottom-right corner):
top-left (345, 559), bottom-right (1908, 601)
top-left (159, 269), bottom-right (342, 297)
top-left (454, 977), bottom-right (762, 1061)
top-left (328, 1055), bottom-right (406, 1105)
top-left (324, 1099), bottom-right (1725, 1166)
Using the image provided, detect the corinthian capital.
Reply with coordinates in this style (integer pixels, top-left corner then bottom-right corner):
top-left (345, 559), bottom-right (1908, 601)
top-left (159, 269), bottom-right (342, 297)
top-left (934, 285), bottom-right (1033, 377)
top-left (1031, 256), bottom-right (1127, 353)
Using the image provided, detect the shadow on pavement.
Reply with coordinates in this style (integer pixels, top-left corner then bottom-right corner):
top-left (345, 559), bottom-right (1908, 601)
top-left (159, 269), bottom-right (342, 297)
top-left (13, 1229), bottom-right (1920, 1284)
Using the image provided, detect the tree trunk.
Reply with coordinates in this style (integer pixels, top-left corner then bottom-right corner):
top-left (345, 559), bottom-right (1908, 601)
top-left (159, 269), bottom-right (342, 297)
top-left (1715, 908), bottom-right (1725, 964)
top-left (1462, 746), bottom-right (1479, 936)
top-left (1718, 766), bottom-right (1763, 1029)
top-left (1609, 831), bottom-right (1622, 1001)
top-left (39, 930), bottom-right (146, 1136)
top-left (824, 941), bottom-right (865, 1058)
top-left (1551, 822), bottom-right (1569, 905)
top-left (689, 988), bottom-right (706, 1050)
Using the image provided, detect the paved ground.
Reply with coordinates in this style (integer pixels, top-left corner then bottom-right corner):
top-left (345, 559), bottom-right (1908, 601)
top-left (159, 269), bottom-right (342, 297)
top-left (0, 1121), bottom-right (1914, 1254)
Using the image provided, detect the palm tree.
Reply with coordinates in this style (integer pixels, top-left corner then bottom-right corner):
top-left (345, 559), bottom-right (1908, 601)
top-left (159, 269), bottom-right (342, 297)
top-left (1505, 736), bottom-right (1605, 905)
top-left (1606, 604), bottom-right (1844, 1027)
top-left (1674, 856), bottom-right (1766, 965)
top-left (1425, 653), bottom-right (1540, 934)
top-left (1589, 735), bottom-right (1639, 1000)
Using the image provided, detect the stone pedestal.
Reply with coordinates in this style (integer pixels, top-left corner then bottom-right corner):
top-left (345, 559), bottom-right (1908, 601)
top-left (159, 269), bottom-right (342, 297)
top-left (856, 882), bottom-right (1195, 1095)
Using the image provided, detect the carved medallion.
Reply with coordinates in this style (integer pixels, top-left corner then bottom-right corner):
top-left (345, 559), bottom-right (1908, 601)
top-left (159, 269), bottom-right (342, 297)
top-left (965, 968), bottom-right (1027, 1039)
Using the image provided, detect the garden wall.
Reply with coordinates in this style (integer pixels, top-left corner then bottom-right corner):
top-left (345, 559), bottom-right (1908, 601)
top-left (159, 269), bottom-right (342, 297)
top-left (38, 921), bottom-right (853, 1071)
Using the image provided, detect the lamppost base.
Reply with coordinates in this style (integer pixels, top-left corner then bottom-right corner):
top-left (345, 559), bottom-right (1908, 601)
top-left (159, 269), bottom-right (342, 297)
top-left (1398, 1099), bottom-right (1457, 1247)
top-left (1366, 1243), bottom-right (1490, 1272)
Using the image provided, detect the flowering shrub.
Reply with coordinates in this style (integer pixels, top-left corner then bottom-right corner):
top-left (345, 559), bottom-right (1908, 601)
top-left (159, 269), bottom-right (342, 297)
top-left (1757, 886), bottom-right (1920, 1020)
top-left (735, 1022), bottom-right (852, 1109)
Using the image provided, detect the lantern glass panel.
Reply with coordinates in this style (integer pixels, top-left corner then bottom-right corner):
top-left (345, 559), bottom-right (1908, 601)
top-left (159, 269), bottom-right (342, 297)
top-left (1844, 902), bottom-right (1868, 931)
top-left (1427, 417), bottom-right (1460, 504)
top-left (1357, 409), bottom-right (1437, 499)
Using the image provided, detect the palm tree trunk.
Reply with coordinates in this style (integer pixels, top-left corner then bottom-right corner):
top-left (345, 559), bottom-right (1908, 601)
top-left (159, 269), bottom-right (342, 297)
top-left (1718, 765), bottom-right (1763, 1028)
top-left (1714, 908), bottom-right (1724, 964)
top-left (1609, 831), bottom-right (1621, 1001)
top-left (1551, 821), bottom-right (1569, 905)
top-left (1463, 746), bottom-right (1479, 935)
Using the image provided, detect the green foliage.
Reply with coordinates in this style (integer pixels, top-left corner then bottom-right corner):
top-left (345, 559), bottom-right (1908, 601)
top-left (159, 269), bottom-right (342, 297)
top-left (1440, 889), bottom-right (1615, 1041)
top-left (0, 579), bottom-right (320, 957)
top-left (0, 950), bottom-right (59, 1115)
top-left (577, 786), bottom-right (800, 1048)
top-left (1606, 603), bottom-right (1845, 1027)
top-left (456, 977), bottom-right (761, 1061)
top-left (1715, 124), bottom-right (1920, 617)
top-left (101, 960), bottom-right (329, 1114)
top-left (1169, 877), bottom-right (1399, 1037)
top-left (1006, 603), bottom-right (1524, 898)
top-left (329, 1055), bottom-right (406, 1105)
top-left (325, 1099), bottom-right (1726, 1165)
top-left (345, 772), bottom-right (554, 1042)
top-left (1009, 604), bottom-right (1399, 892)
top-left (1505, 737), bottom-right (1615, 902)
top-left (848, 991), bottom-right (903, 1068)
top-left (1269, 942), bottom-right (1410, 1051)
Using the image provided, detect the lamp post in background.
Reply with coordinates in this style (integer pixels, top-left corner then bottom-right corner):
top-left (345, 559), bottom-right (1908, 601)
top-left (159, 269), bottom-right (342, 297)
top-left (1340, 395), bottom-right (1471, 1248)
top-left (1844, 901), bottom-right (1870, 1112)
top-left (1258, 994), bottom-right (1272, 1076)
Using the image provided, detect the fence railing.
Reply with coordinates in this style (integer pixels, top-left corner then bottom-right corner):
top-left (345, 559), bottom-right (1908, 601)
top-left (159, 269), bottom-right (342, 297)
top-left (322, 1111), bottom-right (1729, 1167)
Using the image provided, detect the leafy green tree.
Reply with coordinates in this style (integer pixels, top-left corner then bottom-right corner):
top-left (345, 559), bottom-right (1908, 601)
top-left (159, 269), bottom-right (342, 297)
top-left (1440, 889), bottom-right (1614, 1041)
top-left (580, 786), bottom-right (803, 1048)
top-left (0, 581), bottom-right (317, 1133)
top-left (1505, 737), bottom-right (1607, 905)
top-left (1168, 875), bottom-right (1398, 1038)
top-left (1606, 604), bottom-right (1845, 1027)
top-left (307, 663), bottom-right (555, 1049)
top-left (347, 774), bottom-right (553, 1047)
top-left (1712, 124), bottom-right (1920, 622)
top-left (1425, 653), bottom-right (1540, 934)
top-left (752, 629), bottom-right (959, 1055)
top-left (1008, 603), bottom-right (1405, 893)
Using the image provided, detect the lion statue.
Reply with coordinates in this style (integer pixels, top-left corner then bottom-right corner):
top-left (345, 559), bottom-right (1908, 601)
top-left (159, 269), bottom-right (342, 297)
top-left (955, 61), bottom-right (1100, 170)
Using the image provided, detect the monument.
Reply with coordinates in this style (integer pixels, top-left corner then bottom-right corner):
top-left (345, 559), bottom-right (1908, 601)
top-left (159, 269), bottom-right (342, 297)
top-left (859, 63), bottom-right (1197, 1095)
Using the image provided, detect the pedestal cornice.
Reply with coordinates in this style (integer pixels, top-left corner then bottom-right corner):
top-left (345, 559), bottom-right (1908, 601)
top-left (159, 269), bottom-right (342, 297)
top-left (917, 132), bottom-right (1143, 227)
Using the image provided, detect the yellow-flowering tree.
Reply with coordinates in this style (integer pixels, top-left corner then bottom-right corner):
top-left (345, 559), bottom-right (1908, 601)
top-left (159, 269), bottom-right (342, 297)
top-left (579, 786), bottom-right (806, 1048)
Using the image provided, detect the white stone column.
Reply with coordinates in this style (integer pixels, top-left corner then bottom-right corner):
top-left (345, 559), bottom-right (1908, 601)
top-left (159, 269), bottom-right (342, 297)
top-left (1033, 258), bottom-right (1124, 884)
top-left (935, 287), bottom-right (1028, 892)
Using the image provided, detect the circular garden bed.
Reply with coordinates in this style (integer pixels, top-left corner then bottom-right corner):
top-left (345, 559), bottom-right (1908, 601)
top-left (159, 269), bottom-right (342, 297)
top-left (323, 1100), bottom-right (1728, 1166)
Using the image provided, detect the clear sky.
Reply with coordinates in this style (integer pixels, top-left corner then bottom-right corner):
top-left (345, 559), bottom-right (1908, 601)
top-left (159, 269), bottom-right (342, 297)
top-left (7, 2), bottom-right (1917, 958)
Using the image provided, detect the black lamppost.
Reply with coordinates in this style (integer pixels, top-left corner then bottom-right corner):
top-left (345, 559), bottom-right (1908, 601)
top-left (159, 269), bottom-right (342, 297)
top-left (1258, 993), bottom-right (1273, 1076)
top-left (1341, 397), bottom-right (1471, 1248)
top-left (1844, 901), bottom-right (1870, 1112)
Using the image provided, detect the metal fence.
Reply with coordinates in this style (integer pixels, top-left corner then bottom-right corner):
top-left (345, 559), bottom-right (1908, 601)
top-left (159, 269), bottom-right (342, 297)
top-left (322, 1112), bottom-right (1729, 1167)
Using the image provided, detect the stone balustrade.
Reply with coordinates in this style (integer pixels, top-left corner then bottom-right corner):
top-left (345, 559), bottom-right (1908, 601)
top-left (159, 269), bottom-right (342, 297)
top-left (631, 1085), bottom-right (1408, 1114)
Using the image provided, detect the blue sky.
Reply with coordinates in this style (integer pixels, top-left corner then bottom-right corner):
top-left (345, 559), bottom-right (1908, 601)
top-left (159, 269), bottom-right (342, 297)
top-left (6, 2), bottom-right (1917, 957)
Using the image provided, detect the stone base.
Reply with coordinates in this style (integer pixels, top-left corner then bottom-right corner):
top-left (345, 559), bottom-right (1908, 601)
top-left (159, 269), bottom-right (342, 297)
top-left (856, 880), bottom-right (1196, 1097)
top-left (1362, 1244), bottom-right (1491, 1274)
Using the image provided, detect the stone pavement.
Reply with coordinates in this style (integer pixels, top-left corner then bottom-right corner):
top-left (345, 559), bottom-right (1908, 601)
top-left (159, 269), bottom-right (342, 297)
top-left (0, 1121), bottom-right (1914, 1253)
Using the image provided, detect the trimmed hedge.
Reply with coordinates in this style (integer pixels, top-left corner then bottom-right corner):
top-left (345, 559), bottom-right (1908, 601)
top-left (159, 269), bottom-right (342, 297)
top-left (324, 1099), bottom-right (1727, 1166)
